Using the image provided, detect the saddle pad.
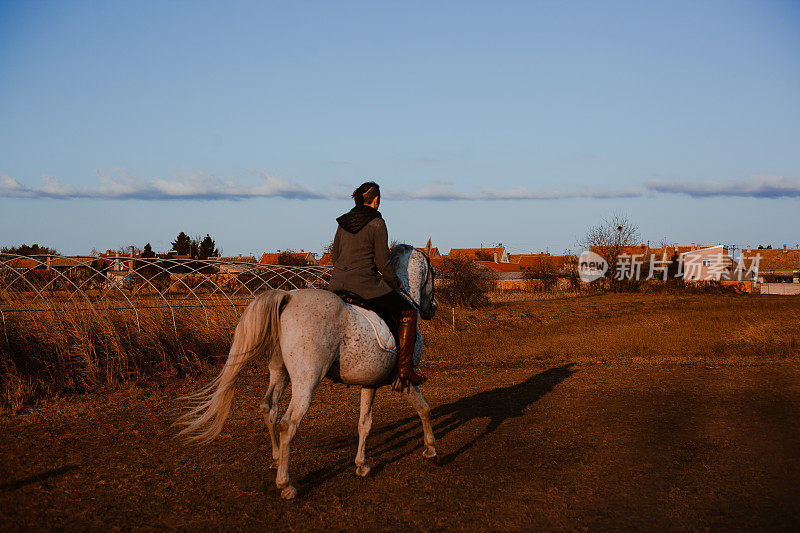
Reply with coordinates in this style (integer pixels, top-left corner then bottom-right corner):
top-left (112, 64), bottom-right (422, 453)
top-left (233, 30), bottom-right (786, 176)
top-left (347, 303), bottom-right (396, 354)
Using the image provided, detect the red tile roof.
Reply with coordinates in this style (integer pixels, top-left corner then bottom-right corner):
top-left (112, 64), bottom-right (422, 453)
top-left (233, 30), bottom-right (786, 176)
top-left (590, 245), bottom-right (652, 257)
top-left (508, 253), bottom-right (547, 262)
top-left (648, 246), bottom-right (695, 259)
top-left (259, 251), bottom-right (317, 265)
top-left (509, 253), bottom-right (575, 271)
top-left (48, 257), bottom-right (98, 268)
top-left (5, 257), bottom-right (39, 269)
top-left (740, 248), bottom-right (800, 272)
top-left (546, 255), bottom-right (576, 271)
top-left (430, 257), bottom-right (447, 271)
top-left (508, 253), bottom-right (550, 269)
top-left (318, 252), bottom-right (332, 266)
top-left (449, 247), bottom-right (507, 262)
top-left (475, 261), bottom-right (522, 273)
top-left (211, 255), bottom-right (257, 263)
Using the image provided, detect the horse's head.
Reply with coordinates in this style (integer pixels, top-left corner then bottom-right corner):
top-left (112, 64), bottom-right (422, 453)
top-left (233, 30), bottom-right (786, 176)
top-left (390, 241), bottom-right (438, 320)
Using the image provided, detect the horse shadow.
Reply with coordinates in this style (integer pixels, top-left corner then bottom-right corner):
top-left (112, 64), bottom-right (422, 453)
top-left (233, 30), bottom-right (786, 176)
top-left (297, 363), bottom-right (576, 492)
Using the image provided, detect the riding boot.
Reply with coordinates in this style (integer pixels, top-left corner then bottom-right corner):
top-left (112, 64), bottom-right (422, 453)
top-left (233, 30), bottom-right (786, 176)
top-left (396, 309), bottom-right (426, 389)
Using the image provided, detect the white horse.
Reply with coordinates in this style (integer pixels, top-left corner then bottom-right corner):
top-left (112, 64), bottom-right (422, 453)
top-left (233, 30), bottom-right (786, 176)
top-left (178, 243), bottom-right (438, 499)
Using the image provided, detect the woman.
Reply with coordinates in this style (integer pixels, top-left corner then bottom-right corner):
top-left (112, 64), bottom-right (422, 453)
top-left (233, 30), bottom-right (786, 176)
top-left (328, 181), bottom-right (426, 388)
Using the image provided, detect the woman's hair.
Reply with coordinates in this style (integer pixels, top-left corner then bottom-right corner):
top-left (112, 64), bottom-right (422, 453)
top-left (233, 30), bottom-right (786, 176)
top-left (352, 181), bottom-right (381, 206)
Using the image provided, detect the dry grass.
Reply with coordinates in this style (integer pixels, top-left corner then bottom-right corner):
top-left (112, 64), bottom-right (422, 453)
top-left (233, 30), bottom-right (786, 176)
top-left (0, 296), bottom-right (239, 412)
top-left (2, 291), bottom-right (798, 413)
top-left (421, 293), bottom-right (800, 370)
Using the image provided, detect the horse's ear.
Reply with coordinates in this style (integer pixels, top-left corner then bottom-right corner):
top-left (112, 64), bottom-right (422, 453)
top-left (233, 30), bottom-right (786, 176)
top-left (424, 237), bottom-right (432, 257)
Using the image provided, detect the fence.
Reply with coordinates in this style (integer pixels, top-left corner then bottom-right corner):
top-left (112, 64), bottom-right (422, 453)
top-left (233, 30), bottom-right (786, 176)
top-left (760, 283), bottom-right (800, 295)
top-left (0, 254), bottom-right (332, 337)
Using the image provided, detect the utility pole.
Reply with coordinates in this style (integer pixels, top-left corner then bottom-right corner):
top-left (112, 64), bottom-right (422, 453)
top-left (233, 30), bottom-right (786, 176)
top-left (796, 244), bottom-right (800, 284)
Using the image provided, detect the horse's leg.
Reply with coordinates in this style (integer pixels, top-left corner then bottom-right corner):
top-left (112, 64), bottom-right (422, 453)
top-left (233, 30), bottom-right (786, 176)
top-left (259, 362), bottom-right (288, 469)
top-left (354, 387), bottom-right (376, 477)
top-left (275, 381), bottom-right (317, 500)
top-left (404, 384), bottom-right (437, 461)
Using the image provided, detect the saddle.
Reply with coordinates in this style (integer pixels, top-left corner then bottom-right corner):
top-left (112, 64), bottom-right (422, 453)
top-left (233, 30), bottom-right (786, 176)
top-left (334, 290), bottom-right (399, 348)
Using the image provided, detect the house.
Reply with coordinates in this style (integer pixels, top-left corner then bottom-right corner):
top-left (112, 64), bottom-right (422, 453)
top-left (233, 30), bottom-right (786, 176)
top-left (448, 247), bottom-right (509, 263)
top-left (211, 255), bottom-right (257, 262)
top-left (590, 243), bottom-right (709, 263)
top-left (509, 253), bottom-right (552, 271)
top-left (46, 256), bottom-right (104, 282)
top-left (416, 246), bottom-right (441, 259)
top-left (739, 245), bottom-right (800, 279)
top-left (680, 245), bottom-right (735, 281)
top-left (211, 255), bottom-right (258, 273)
top-left (430, 256), bottom-right (448, 273)
top-left (99, 247), bottom-right (141, 272)
top-left (259, 250), bottom-right (317, 266)
top-left (475, 261), bottom-right (551, 291)
top-left (4, 257), bottom-right (41, 271)
top-left (509, 253), bottom-right (576, 274)
top-left (318, 253), bottom-right (333, 266)
top-left (509, 253), bottom-right (548, 263)
top-left (475, 261), bottom-right (523, 276)
top-left (546, 255), bottom-right (577, 274)
top-left (648, 243), bottom-right (698, 261)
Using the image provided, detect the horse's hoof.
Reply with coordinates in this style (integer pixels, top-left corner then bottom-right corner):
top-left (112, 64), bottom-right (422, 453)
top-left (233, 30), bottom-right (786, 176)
top-left (355, 464), bottom-right (371, 477)
top-left (269, 459), bottom-right (279, 470)
top-left (281, 485), bottom-right (297, 500)
top-left (423, 449), bottom-right (439, 464)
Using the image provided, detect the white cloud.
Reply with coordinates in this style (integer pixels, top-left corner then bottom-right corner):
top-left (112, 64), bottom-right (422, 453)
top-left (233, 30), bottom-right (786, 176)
top-left (645, 174), bottom-right (800, 198)
top-left (0, 170), bottom-right (328, 200)
top-left (386, 183), bottom-right (641, 201)
top-left (14, 171), bottom-right (795, 201)
top-left (0, 173), bottom-right (30, 196)
top-left (1, 171), bottom-right (644, 202)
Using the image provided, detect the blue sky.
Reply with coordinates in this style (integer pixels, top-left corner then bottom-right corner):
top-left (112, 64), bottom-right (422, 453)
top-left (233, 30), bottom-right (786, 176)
top-left (1, 0), bottom-right (799, 256)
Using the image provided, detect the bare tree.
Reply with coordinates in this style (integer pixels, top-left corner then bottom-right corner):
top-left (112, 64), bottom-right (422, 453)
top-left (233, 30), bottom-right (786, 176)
top-left (579, 213), bottom-right (640, 286)
top-left (436, 256), bottom-right (492, 308)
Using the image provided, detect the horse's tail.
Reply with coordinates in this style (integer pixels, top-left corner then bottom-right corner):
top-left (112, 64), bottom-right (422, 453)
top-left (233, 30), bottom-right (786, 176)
top-left (177, 289), bottom-right (290, 444)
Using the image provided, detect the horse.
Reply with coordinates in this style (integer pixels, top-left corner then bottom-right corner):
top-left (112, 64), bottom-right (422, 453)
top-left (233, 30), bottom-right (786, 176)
top-left (177, 243), bottom-right (438, 499)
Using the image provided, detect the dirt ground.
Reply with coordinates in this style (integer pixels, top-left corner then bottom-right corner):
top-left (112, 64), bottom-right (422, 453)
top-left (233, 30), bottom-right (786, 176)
top-left (2, 294), bottom-right (799, 530)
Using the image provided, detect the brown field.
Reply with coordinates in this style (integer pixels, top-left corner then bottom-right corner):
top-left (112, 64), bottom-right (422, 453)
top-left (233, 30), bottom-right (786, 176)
top-left (1, 293), bottom-right (800, 530)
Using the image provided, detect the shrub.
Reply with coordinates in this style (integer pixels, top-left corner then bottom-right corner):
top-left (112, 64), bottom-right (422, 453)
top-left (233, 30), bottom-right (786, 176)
top-left (277, 250), bottom-right (312, 266)
top-left (436, 257), bottom-right (492, 308)
top-left (522, 262), bottom-right (559, 291)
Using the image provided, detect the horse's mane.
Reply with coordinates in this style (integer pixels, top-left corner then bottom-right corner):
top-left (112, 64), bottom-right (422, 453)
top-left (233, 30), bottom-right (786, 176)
top-left (389, 244), bottom-right (415, 273)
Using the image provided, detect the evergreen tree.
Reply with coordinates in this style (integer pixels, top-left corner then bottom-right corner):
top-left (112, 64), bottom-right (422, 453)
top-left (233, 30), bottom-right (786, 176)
top-left (1, 243), bottom-right (59, 256)
top-left (171, 232), bottom-right (192, 255)
top-left (198, 234), bottom-right (218, 260)
top-left (142, 243), bottom-right (156, 258)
